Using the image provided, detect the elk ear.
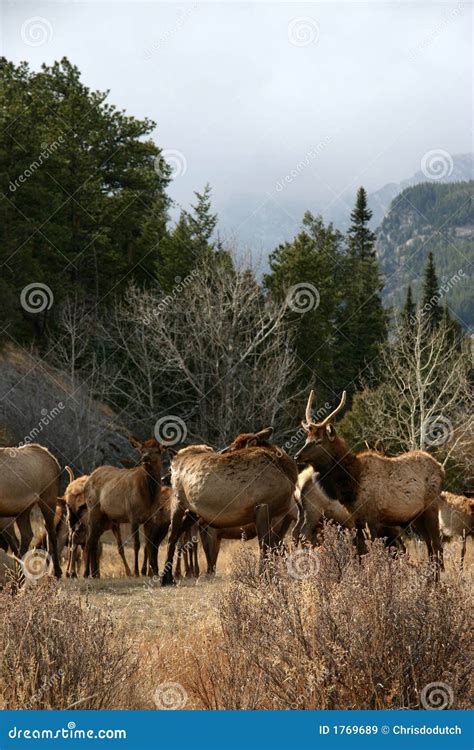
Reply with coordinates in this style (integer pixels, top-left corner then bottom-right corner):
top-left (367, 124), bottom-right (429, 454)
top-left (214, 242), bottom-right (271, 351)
top-left (255, 427), bottom-right (273, 441)
top-left (128, 436), bottom-right (142, 451)
top-left (326, 424), bottom-right (336, 441)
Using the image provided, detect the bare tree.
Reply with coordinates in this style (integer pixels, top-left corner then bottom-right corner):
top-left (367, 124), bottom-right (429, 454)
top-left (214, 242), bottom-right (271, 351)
top-left (101, 258), bottom-right (300, 445)
top-left (343, 312), bottom-right (473, 470)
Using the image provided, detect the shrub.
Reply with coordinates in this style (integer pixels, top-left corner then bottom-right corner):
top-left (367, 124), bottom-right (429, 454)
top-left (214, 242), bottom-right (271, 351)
top-left (188, 526), bottom-right (473, 709)
top-left (0, 581), bottom-right (136, 709)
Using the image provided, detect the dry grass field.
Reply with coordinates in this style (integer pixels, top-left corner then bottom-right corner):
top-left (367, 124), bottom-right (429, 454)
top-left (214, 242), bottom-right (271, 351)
top-left (0, 526), bottom-right (472, 711)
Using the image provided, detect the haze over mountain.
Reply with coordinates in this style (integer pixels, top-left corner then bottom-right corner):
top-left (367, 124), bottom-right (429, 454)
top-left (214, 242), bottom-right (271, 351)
top-left (218, 153), bottom-right (474, 255)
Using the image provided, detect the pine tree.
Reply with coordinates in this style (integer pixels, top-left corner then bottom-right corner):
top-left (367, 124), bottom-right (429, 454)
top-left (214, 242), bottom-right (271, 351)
top-left (402, 285), bottom-right (416, 327)
top-left (347, 187), bottom-right (376, 258)
top-left (265, 212), bottom-right (346, 398)
top-left (0, 57), bottom-right (170, 341)
top-left (337, 188), bottom-right (387, 389)
top-left (421, 252), bottom-right (442, 329)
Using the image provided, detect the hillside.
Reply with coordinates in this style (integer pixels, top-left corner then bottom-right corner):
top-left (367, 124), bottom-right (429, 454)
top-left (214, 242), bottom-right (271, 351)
top-left (375, 181), bottom-right (474, 328)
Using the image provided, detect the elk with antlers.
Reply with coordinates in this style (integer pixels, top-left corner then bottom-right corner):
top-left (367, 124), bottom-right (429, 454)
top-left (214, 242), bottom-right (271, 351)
top-left (295, 391), bottom-right (444, 568)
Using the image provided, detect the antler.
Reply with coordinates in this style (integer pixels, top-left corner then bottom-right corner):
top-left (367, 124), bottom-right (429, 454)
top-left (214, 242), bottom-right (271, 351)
top-left (304, 389), bottom-right (315, 426)
top-left (318, 391), bottom-right (347, 426)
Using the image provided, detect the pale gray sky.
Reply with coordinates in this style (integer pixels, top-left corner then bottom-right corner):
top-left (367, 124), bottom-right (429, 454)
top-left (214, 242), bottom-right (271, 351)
top-left (1, 1), bottom-right (472, 245)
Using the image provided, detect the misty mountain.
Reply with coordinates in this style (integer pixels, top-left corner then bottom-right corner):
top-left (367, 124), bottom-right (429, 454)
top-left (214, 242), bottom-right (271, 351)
top-left (375, 180), bottom-right (473, 329)
top-left (219, 153), bottom-right (473, 255)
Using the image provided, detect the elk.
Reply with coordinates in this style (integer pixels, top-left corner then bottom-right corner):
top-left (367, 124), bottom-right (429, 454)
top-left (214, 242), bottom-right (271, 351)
top-left (295, 391), bottom-right (444, 569)
top-left (439, 490), bottom-right (473, 568)
top-left (162, 430), bottom-right (298, 585)
top-left (0, 444), bottom-right (62, 577)
top-left (84, 438), bottom-right (163, 578)
top-left (132, 485), bottom-right (172, 576)
top-left (62, 467), bottom-right (131, 577)
top-left (293, 465), bottom-right (354, 545)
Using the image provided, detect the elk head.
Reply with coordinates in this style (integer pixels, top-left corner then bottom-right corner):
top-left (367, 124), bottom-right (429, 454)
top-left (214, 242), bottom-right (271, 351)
top-left (294, 390), bottom-right (347, 467)
top-left (129, 437), bottom-right (164, 471)
top-left (221, 427), bottom-right (274, 453)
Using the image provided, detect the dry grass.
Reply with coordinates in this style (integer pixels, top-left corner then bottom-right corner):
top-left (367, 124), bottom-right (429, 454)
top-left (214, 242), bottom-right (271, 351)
top-left (0, 528), bottom-right (472, 710)
top-left (0, 580), bottom-right (136, 710)
top-left (183, 529), bottom-right (473, 710)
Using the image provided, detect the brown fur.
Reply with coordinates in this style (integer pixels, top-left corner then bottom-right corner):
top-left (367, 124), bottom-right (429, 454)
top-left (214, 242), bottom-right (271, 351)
top-left (439, 490), bottom-right (473, 567)
top-left (0, 444), bottom-right (62, 577)
top-left (84, 438), bottom-right (163, 578)
top-left (62, 467), bottom-right (131, 578)
top-left (162, 433), bottom-right (298, 584)
top-left (296, 392), bottom-right (444, 568)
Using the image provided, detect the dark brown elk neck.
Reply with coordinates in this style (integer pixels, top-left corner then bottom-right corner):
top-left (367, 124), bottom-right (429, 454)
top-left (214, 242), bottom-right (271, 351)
top-left (140, 462), bottom-right (161, 505)
top-left (313, 442), bottom-right (361, 506)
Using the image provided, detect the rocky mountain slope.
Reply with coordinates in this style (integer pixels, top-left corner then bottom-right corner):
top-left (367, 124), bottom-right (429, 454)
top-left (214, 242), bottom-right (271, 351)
top-left (375, 181), bottom-right (473, 329)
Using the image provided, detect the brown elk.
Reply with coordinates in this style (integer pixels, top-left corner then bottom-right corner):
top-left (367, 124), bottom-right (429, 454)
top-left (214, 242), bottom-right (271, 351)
top-left (84, 438), bottom-right (163, 578)
top-left (132, 485), bottom-right (172, 576)
top-left (295, 391), bottom-right (444, 569)
top-left (439, 491), bottom-right (473, 568)
top-left (62, 467), bottom-right (131, 577)
top-left (162, 430), bottom-right (298, 585)
top-left (0, 444), bottom-right (62, 577)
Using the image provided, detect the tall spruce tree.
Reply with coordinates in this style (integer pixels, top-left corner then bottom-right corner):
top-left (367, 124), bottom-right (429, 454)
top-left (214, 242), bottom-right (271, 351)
top-left (336, 187), bottom-right (387, 390)
top-left (402, 285), bottom-right (416, 328)
top-left (156, 184), bottom-right (227, 291)
top-left (421, 252), bottom-right (442, 329)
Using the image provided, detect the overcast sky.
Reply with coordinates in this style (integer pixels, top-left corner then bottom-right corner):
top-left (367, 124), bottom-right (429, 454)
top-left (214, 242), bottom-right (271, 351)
top-left (1, 1), bottom-right (472, 243)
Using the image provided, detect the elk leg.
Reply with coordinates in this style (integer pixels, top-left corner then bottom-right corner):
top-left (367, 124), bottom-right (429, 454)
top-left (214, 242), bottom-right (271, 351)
top-left (0, 522), bottom-right (20, 557)
top-left (143, 519), bottom-right (158, 577)
top-left (131, 523), bottom-right (140, 576)
top-left (460, 531), bottom-right (466, 570)
top-left (162, 507), bottom-right (195, 586)
top-left (111, 523), bottom-right (132, 576)
top-left (147, 523), bottom-right (168, 577)
top-left (255, 503), bottom-right (274, 574)
top-left (16, 510), bottom-right (34, 558)
top-left (40, 506), bottom-right (62, 578)
top-left (84, 510), bottom-right (105, 578)
top-left (273, 512), bottom-right (293, 548)
top-left (188, 532), bottom-right (199, 578)
top-left (175, 539), bottom-right (183, 579)
top-left (141, 547), bottom-right (149, 576)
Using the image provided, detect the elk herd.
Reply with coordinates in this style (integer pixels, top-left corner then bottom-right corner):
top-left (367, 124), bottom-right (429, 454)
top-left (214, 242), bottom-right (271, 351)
top-left (0, 391), bottom-right (472, 585)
